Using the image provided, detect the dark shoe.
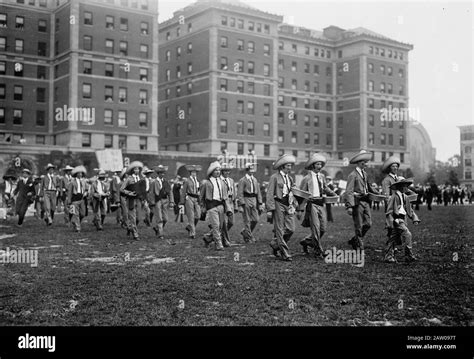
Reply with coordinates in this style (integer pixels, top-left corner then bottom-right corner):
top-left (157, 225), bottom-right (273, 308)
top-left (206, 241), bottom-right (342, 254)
top-left (153, 227), bottom-right (158, 236)
top-left (270, 245), bottom-right (280, 258)
top-left (127, 229), bottom-right (131, 237)
top-left (144, 218), bottom-right (151, 227)
top-left (185, 225), bottom-right (191, 233)
top-left (190, 235), bottom-right (195, 239)
top-left (405, 255), bottom-right (418, 263)
top-left (282, 256), bottom-right (293, 262)
top-left (314, 252), bottom-right (324, 259)
top-left (222, 240), bottom-right (231, 248)
top-left (202, 236), bottom-right (211, 248)
top-left (300, 240), bottom-right (309, 254)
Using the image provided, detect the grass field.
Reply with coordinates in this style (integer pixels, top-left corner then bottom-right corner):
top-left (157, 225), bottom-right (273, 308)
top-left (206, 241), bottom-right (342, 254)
top-left (0, 204), bottom-right (472, 326)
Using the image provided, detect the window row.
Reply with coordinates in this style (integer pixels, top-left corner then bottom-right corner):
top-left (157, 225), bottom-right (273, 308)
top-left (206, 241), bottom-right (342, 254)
top-left (278, 61), bottom-right (330, 76)
top-left (278, 112), bottom-right (333, 128)
top-left (164, 63), bottom-right (194, 80)
top-left (82, 133), bottom-right (149, 150)
top-left (219, 58), bottom-right (271, 76)
top-left (82, 12), bottom-right (149, 35)
top-left (278, 96), bottom-right (333, 110)
top-left (82, 36), bottom-right (149, 58)
top-left (220, 37), bottom-right (271, 56)
top-left (15, 0), bottom-right (47, 6)
top-left (0, 37), bottom-right (48, 56)
top-left (221, 16), bottom-right (270, 34)
top-left (368, 81), bottom-right (404, 95)
top-left (0, 108), bottom-right (45, 126)
top-left (278, 131), bottom-right (333, 146)
top-left (368, 98), bottom-right (407, 110)
top-left (279, 78), bottom-right (332, 94)
top-left (164, 43), bottom-right (193, 61)
top-left (219, 79), bottom-right (272, 96)
top-left (82, 61), bottom-right (149, 81)
top-left (219, 99), bottom-right (271, 116)
top-left (164, 23), bottom-right (193, 41)
top-left (369, 46), bottom-right (404, 60)
top-left (81, 84), bottom-right (149, 104)
top-left (163, 83), bottom-right (193, 99)
top-left (368, 63), bottom-right (404, 77)
top-left (163, 123), bottom-right (194, 137)
top-left (219, 142), bottom-right (271, 157)
top-left (219, 120), bottom-right (271, 137)
top-left (0, 84), bottom-right (46, 102)
top-left (279, 41), bottom-right (332, 58)
top-left (368, 133), bottom-right (405, 146)
top-left (368, 113), bottom-right (405, 129)
top-left (163, 103), bottom-right (193, 120)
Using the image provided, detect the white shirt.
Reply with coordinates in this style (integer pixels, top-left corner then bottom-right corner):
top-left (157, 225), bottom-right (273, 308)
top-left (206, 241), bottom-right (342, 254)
top-left (97, 180), bottom-right (104, 195)
top-left (310, 171), bottom-right (322, 197)
top-left (191, 176), bottom-right (199, 190)
top-left (145, 177), bottom-right (150, 192)
top-left (48, 174), bottom-right (54, 190)
top-left (5, 181), bottom-right (12, 194)
top-left (210, 177), bottom-right (222, 200)
top-left (76, 178), bottom-right (82, 194)
top-left (156, 177), bottom-right (163, 190)
top-left (246, 174), bottom-right (255, 193)
top-left (133, 175), bottom-right (139, 183)
top-left (389, 173), bottom-right (398, 181)
top-left (221, 176), bottom-right (232, 196)
top-left (279, 171), bottom-right (291, 196)
top-left (396, 190), bottom-right (407, 215)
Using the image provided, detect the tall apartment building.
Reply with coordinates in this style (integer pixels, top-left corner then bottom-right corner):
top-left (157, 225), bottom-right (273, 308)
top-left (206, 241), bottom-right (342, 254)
top-left (158, 0), bottom-right (413, 168)
top-left (0, 0), bottom-right (158, 152)
top-left (459, 125), bottom-right (474, 188)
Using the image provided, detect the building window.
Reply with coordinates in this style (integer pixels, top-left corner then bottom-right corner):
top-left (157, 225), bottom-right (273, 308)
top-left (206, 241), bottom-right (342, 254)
top-left (248, 82), bottom-right (255, 94)
top-left (326, 101), bottom-right (332, 111)
top-left (264, 104), bottom-right (270, 116)
top-left (16, 39), bottom-right (25, 53)
top-left (326, 117), bottom-right (331, 128)
top-left (106, 15), bottom-right (114, 29)
top-left (118, 41), bottom-right (127, 56)
top-left (14, 63), bottom-right (23, 77)
top-left (237, 121), bottom-right (244, 135)
top-left (237, 19), bottom-right (243, 29)
top-left (368, 63), bottom-right (374, 73)
top-left (37, 19), bottom-right (47, 32)
top-left (140, 68), bottom-right (148, 81)
top-left (248, 122), bottom-right (254, 136)
top-left (104, 86), bottom-right (113, 102)
top-left (247, 101), bottom-right (255, 115)
top-left (139, 137), bottom-right (147, 150)
top-left (104, 134), bottom-right (113, 148)
top-left (263, 123), bottom-right (270, 137)
top-left (399, 135), bottom-right (405, 146)
top-left (278, 77), bottom-right (284, 89)
top-left (37, 87), bottom-right (46, 103)
top-left (248, 61), bottom-right (254, 74)
top-left (399, 85), bottom-right (404, 95)
top-left (291, 114), bottom-right (297, 126)
top-left (82, 60), bottom-right (92, 74)
top-left (292, 44), bottom-right (297, 53)
top-left (278, 112), bottom-right (284, 124)
top-left (278, 96), bottom-right (284, 106)
top-left (165, 69), bottom-right (171, 81)
top-left (264, 144), bottom-right (270, 156)
top-left (278, 59), bottom-right (284, 70)
top-left (187, 83), bottom-right (193, 94)
top-left (237, 39), bottom-right (244, 51)
top-left (369, 132), bottom-right (374, 145)
top-left (381, 134), bottom-right (386, 145)
top-left (220, 79), bottom-right (227, 91)
top-left (291, 132), bottom-right (297, 144)
top-left (0, 14), bottom-right (7, 28)
top-left (264, 84), bottom-right (271, 96)
top-left (82, 36), bottom-right (93, 51)
top-left (278, 130), bottom-right (284, 143)
top-left (119, 88), bottom-right (127, 103)
top-left (118, 111), bottom-right (127, 127)
top-left (221, 16), bottom-right (227, 25)
top-left (304, 132), bottom-right (310, 145)
top-left (84, 11), bottom-right (93, 25)
top-left (105, 63), bottom-right (114, 77)
top-left (104, 109), bottom-right (113, 125)
top-left (220, 119), bottom-right (227, 133)
top-left (119, 17), bottom-right (128, 31)
top-left (314, 65), bottom-right (319, 75)
top-left (369, 114), bottom-right (375, 126)
top-left (237, 143), bottom-right (244, 155)
top-left (35, 110), bottom-right (45, 126)
top-left (368, 80), bottom-right (374, 92)
top-left (304, 99), bottom-right (310, 109)
top-left (141, 21), bottom-right (149, 35)
top-left (326, 134), bottom-right (332, 146)
top-left (12, 109), bottom-right (22, 125)
top-left (82, 133), bottom-right (91, 147)
top-left (291, 79), bottom-right (297, 90)
top-left (380, 65), bottom-right (385, 75)
top-left (220, 98), bottom-right (228, 112)
top-left (237, 59), bottom-right (244, 73)
top-left (380, 82), bottom-right (385, 93)
top-left (13, 85), bottom-right (23, 101)
top-left (368, 99), bottom-right (374, 109)
top-left (326, 83), bottom-right (332, 94)
top-left (221, 36), bottom-right (228, 48)
top-left (313, 133), bottom-right (319, 145)
top-left (16, 16), bottom-right (25, 30)
top-left (140, 44), bottom-right (148, 58)
top-left (0, 108), bottom-right (4, 124)
top-left (165, 88), bottom-right (170, 99)
top-left (139, 112), bottom-right (148, 128)
top-left (237, 100), bottom-right (244, 114)
top-left (279, 41), bottom-right (284, 50)
top-left (263, 44), bottom-right (270, 56)
top-left (291, 97), bottom-right (297, 107)
top-left (399, 69), bottom-right (404, 77)
top-left (0, 37), bottom-right (5, 51)
top-left (220, 57), bottom-right (228, 70)
top-left (291, 61), bottom-right (297, 72)
top-left (118, 135), bottom-right (127, 149)
top-left (263, 64), bottom-right (270, 77)
top-left (400, 153), bottom-right (405, 163)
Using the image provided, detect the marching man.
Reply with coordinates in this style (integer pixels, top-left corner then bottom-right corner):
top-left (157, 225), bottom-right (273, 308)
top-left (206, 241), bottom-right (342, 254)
top-left (13, 168), bottom-right (35, 227)
top-left (220, 163), bottom-right (236, 247)
top-left (385, 178), bottom-right (420, 263)
top-left (298, 153), bottom-right (337, 258)
top-left (110, 169), bottom-right (124, 226)
top-left (180, 165), bottom-right (202, 239)
top-left (266, 154), bottom-right (297, 262)
top-left (120, 161), bottom-right (144, 241)
top-left (66, 166), bottom-right (88, 233)
top-left (60, 165), bottom-right (74, 223)
top-left (201, 161), bottom-right (230, 250)
top-left (344, 150), bottom-right (379, 250)
top-left (90, 169), bottom-right (110, 231)
top-left (40, 163), bottom-right (59, 226)
top-left (237, 163), bottom-right (263, 243)
top-left (150, 165), bottom-right (175, 245)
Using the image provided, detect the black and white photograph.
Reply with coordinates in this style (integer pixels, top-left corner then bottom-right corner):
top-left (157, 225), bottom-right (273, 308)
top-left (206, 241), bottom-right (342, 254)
top-left (0, 0), bottom-right (472, 355)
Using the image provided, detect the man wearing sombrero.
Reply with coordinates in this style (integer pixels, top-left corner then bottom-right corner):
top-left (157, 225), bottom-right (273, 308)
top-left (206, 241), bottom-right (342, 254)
top-left (59, 165), bottom-right (74, 224)
top-left (200, 161), bottom-right (230, 250)
top-left (150, 165), bottom-right (175, 245)
top-left (90, 169), bottom-right (110, 231)
top-left (298, 153), bottom-right (337, 258)
top-left (66, 165), bottom-right (88, 232)
top-left (120, 161), bottom-right (144, 240)
top-left (40, 163), bottom-right (59, 226)
top-left (13, 168), bottom-right (35, 226)
top-left (266, 154), bottom-right (297, 261)
top-left (381, 155), bottom-right (415, 210)
top-left (237, 163), bottom-right (263, 243)
top-left (220, 163), bottom-right (236, 247)
top-left (385, 178), bottom-right (420, 263)
top-left (180, 165), bottom-right (202, 239)
top-left (141, 167), bottom-right (155, 227)
top-left (110, 169), bottom-right (125, 226)
top-left (344, 150), bottom-right (379, 249)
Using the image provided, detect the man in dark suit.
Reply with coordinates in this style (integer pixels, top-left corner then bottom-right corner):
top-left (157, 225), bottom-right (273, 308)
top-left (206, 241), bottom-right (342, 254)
top-left (14, 169), bottom-right (35, 226)
top-left (150, 165), bottom-right (175, 245)
top-left (90, 170), bottom-right (110, 231)
top-left (220, 163), bottom-right (237, 247)
top-left (67, 166), bottom-right (88, 233)
top-left (59, 165), bottom-right (74, 223)
top-left (344, 150), bottom-right (379, 249)
top-left (237, 163), bottom-right (263, 243)
top-left (40, 163), bottom-right (59, 226)
top-left (180, 165), bottom-right (202, 239)
top-left (110, 169), bottom-right (124, 226)
top-left (266, 154), bottom-right (297, 261)
top-left (120, 161), bottom-right (144, 241)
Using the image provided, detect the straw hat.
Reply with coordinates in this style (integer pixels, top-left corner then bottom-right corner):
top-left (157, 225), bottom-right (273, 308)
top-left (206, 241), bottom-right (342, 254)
top-left (305, 153), bottom-right (326, 170)
top-left (207, 161), bottom-right (221, 177)
top-left (349, 150), bottom-right (372, 164)
top-left (382, 156), bottom-right (401, 173)
top-left (272, 154), bottom-right (296, 170)
top-left (71, 165), bottom-right (87, 177)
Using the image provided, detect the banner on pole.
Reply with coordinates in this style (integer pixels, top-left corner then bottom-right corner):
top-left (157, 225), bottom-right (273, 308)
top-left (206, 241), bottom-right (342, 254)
top-left (96, 149), bottom-right (123, 171)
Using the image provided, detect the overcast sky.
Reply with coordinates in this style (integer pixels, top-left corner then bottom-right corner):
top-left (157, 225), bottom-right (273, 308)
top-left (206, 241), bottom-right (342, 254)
top-left (158, 0), bottom-right (473, 162)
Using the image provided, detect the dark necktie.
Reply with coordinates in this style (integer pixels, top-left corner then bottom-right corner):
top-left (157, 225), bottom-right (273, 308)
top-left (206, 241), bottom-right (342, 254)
top-left (215, 179), bottom-right (221, 200)
top-left (249, 177), bottom-right (254, 193)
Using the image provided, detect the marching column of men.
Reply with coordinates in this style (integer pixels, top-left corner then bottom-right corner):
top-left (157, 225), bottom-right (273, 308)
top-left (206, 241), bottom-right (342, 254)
top-left (5, 150), bottom-right (427, 264)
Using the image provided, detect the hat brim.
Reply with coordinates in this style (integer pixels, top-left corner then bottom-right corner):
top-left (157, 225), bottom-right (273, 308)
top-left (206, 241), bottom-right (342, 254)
top-left (207, 164), bottom-right (221, 177)
top-left (349, 153), bottom-right (372, 164)
top-left (390, 179), bottom-right (414, 189)
top-left (71, 166), bottom-right (87, 176)
top-left (382, 156), bottom-right (401, 173)
top-left (305, 159), bottom-right (326, 170)
top-left (273, 156), bottom-right (296, 170)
